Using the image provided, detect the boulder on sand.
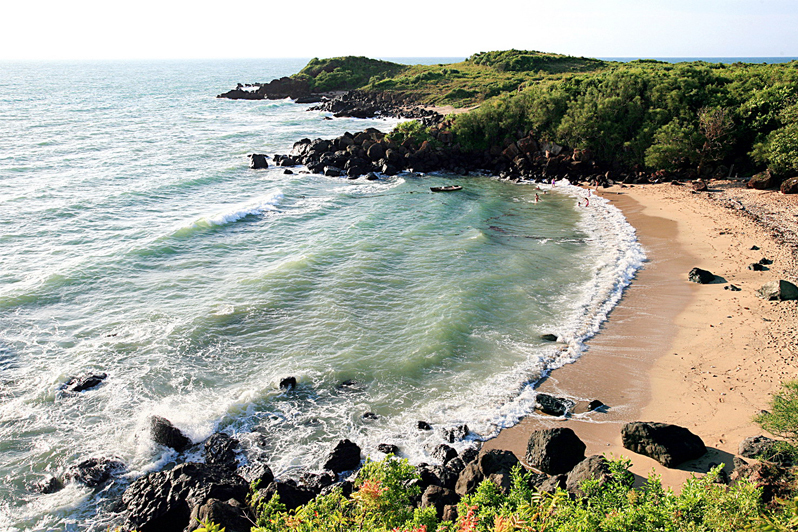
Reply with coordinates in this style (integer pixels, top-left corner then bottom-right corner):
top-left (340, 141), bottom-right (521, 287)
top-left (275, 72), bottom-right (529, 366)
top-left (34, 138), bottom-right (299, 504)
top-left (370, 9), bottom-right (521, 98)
top-left (688, 267), bottom-right (715, 284)
top-left (621, 422), bottom-right (706, 467)
top-left (525, 427), bottom-right (586, 475)
top-left (756, 280), bottom-right (798, 301)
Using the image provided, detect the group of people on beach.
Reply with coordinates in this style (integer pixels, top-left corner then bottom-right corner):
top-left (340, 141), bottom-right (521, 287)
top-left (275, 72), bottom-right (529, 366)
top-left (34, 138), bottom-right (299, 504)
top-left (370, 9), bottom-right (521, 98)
top-left (533, 181), bottom-right (597, 207)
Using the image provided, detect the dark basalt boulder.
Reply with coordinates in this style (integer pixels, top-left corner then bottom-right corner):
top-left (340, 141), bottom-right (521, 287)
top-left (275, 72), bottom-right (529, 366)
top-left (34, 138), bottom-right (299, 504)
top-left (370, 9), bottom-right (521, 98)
top-left (460, 446), bottom-right (480, 465)
top-left (362, 412), bottom-right (379, 420)
top-left (61, 373), bottom-right (107, 393)
top-left (747, 170), bottom-right (776, 190)
top-left (538, 474), bottom-right (567, 493)
top-left (748, 262), bottom-right (765, 271)
top-left (688, 267), bottom-right (715, 284)
top-left (188, 498), bottom-right (251, 532)
top-left (730, 460), bottom-right (793, 502)
top-left (565, 455), bottom-right (613, 497)
top-left (739, 435), bottom-right (792, 466)
top-left (204, 433), bottom-right (239, 469)
top-left (322, 439), bottom-right (361, 473)
top-left (417, 421), bottom-right (432, 431)
top-left (417, 463), bottom-right (457, 491)
top-left (279, 376), bottom-right (297, 390)
top-left (420, 485), bottom-right (459, 519)
top-left (431, 444), bottom-right (458, 464)
top-left (621, 422), bottom-right (706, 467)
top-left (756, 280), bottom-right (798, 301)
top-left (65, 457), bottom-right (125, 487)
top-left (324, 166), bottom-right (343, 177)
top-left (31, 475), bottom-right (64, 494)
top-left (337, 379), bottom-right (365, 391)
top-left (454, 462), bottom-right (482, 496)
top-left (301, 470), bottom-right (337, 491)
top-left (254, 480), bottom-right (316, 512)
top-left (525, 427), bottom-right (586, 475)
top-left (150, 416), bottom-right (191, 452)
top-left (377, 443), bottom-right (399, 454)
top-left (478, 449), bottom-right (519, 477)
top-left (535, 393), bottom-right (575, 417)
top-left (587, 399), bottom-right (606, 412)
top-left (122, 462), bottom-right (248, 532)
top-left (442, 424), bottom-right (469, 443)
top-left (692, 179), bottom-right (708, 191)
top-left (487, 472), bottom-right (513, 494)
top-left (237, 461), bottom-right (274, 488)
top-left (540, 334), bottom-right (559, 342)
top-left (454, 449), bottom-right (519, 496)
top-left (248, 154), bottom-right (269, 169)
top-left (781, 176), bottom-right (798, 194)
top-left (442, 504), bottom-right (458, 522)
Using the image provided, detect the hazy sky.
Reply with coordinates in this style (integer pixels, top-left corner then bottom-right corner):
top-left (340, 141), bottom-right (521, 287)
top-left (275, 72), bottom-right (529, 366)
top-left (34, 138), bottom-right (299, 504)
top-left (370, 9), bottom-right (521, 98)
top-left (1, 0), bottom-right (796, 61)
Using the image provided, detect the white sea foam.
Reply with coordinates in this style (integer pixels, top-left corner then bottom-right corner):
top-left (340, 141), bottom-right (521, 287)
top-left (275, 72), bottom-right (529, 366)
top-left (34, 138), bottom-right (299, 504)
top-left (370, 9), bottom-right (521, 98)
top-left (173, 190), bottom-right (284, 235)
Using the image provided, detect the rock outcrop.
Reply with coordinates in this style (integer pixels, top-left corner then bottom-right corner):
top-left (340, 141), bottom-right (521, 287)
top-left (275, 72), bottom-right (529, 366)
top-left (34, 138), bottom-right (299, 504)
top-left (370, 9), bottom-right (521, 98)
top-left (61, 373), bottom-right (107, 393)
top-left (688, 267), bottom-right (715, 284)
top-left (756, 280), bottom-right (798, 301)
top-left (150, 416), bottom-right (191, 452)
top-left (123, 462), bottom-right (249, 532)
top-left (621, 422), bottom-right (706, 467)
top-left (322, 439), bottom-right (361, 473)
top-left (565, 455), bottom-right (613, 497)
top-left (525, 427), bottom-right (586, 475)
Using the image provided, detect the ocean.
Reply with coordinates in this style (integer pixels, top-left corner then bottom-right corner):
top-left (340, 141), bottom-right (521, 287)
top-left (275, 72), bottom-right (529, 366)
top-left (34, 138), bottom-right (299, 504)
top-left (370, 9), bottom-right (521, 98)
top-left (0, 58), bottom-right (644, 530)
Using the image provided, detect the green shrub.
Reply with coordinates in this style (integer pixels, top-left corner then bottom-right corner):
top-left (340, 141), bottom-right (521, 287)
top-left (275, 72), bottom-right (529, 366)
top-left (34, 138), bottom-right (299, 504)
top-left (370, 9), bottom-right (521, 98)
top-left (755, 380), bottom-right (798, 450)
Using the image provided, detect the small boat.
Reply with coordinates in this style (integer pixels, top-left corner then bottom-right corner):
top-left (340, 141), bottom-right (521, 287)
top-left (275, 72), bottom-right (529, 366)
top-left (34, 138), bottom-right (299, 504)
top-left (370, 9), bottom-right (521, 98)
top-left (430, 185), bottom-right (462, 192)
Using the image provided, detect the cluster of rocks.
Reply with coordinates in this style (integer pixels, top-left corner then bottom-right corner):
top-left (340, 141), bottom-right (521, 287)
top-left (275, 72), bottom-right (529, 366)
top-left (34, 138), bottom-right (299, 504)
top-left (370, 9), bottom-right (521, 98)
top-left (308, 90), bottom-right (444, 125)
top-left (747, 170), bottom-right (798, 194)
top-left (216, 77), bottom-right (318, 102)
top-left (262, 122), bottom-right (729, 187)
top-left (688, 265), bottom-right (798, 300)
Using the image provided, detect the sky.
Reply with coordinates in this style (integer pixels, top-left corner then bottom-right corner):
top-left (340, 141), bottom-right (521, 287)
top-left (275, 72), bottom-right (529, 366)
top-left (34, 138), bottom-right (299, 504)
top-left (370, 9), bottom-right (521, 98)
top-left (1, 0), bottom-right (796, 61)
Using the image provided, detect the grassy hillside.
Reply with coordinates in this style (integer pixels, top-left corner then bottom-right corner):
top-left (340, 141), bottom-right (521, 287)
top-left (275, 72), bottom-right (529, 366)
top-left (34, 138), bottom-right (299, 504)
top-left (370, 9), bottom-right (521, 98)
top-left (290, 50), bottom-right (611, 106)
top-left (288, 51), bottom-right (798, 177)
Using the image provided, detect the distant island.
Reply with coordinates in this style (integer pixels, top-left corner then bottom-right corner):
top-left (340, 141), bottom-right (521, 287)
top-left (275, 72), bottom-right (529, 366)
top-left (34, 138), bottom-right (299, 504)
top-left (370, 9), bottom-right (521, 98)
top-left (220, 50), bottom-right (798, 191)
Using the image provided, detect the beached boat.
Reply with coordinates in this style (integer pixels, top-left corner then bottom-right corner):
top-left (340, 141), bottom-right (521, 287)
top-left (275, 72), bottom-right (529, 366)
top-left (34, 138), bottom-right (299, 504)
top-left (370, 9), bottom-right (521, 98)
top-left (430, 185), bottom-right (462, 192)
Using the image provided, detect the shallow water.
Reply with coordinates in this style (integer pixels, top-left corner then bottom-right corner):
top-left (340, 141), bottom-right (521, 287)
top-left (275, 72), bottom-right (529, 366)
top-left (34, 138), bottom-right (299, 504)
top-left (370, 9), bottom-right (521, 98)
top-left (0, 59), bottom-right (644, 530)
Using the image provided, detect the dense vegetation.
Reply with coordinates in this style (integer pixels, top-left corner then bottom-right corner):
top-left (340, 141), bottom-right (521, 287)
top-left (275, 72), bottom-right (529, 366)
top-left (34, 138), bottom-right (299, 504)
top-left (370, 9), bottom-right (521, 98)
top-left (466, 50), bottom-right (607, 74)
top-left (449, 60), bottom-right (798, 177)
top-left (288, 51), bottom-right (798, 177)
top-left (294, 56), bottom-right (407, 92)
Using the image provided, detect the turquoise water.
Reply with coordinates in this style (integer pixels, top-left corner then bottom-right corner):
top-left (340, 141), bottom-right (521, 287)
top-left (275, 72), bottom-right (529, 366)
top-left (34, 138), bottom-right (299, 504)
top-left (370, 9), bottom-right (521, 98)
top-left (0, 59), bottom-right (644, 530)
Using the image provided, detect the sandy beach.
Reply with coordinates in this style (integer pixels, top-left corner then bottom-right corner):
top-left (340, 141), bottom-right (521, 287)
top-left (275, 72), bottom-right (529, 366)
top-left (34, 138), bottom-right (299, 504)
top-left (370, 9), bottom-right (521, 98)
top-left (485, 180), bottom-right (798, 487)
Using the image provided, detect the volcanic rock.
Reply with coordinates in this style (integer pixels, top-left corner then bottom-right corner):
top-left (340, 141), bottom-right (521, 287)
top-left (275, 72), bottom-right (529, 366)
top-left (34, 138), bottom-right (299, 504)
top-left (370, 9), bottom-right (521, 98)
top-left (535, 393), bottom-right (575, 417)
top-left (322, 439), bottom-right (361, 473)
top-left (688, 267), bottom-right (715, 284)
top-left (61, 373), bottom-right (107, 393)
top-left (621, 421), bottom-right (706, 467)
top-left (204, 433), bottom-right (238, 469)
top-left (756, 280), bottom-right (798, 301)
top-left (525, 427), bottom-right (586, 475)
top-left (248, 154), bottom-right (269, 169)
top-left (150, 416), bottom-right (191, 452)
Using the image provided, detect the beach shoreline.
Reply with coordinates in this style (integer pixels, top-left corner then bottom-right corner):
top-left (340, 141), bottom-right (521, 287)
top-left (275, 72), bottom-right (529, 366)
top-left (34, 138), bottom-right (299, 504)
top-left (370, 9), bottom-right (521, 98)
top-left (484, 181), bottom-right (798, 487)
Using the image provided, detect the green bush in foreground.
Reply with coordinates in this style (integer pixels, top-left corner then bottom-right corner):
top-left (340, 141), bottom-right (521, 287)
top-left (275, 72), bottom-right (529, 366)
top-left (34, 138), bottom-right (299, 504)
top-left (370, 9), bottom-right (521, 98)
top-left (245, 455), bottom-right (781, 532)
